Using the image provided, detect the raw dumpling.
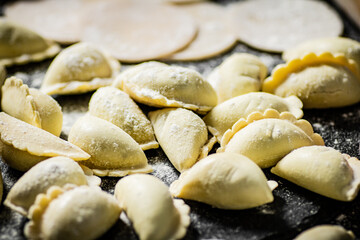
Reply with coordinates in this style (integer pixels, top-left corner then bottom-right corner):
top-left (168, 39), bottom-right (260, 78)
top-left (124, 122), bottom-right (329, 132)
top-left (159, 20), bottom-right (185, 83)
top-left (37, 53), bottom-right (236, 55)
top-left (120, 63), bottom-right (217, 114)
top-left (115, 174), bottom-right (190, 240)
top-left (40, 42), bottom-right (120, 95)
top-left (271, 146), bottom-right (360, 201)
top-left (203, 92), bottom-right (303, 142)
top-left (0, 19), bottom-right (60, 66)
top-left (170, 152), bottom-right (277, 209)
top-left (149, 108), bottom-right (215, 172)
top-left (262, 52), bottom-right (360, 108)
top-left (25, 185), bottom-right (121, 240)
top-left (2, 77), bottom-right (63, 136)
top-left (88, 86), bottom-right (158, 150)
top-left (218, 109), bottom-right (324, 168)
top-left (0, 112), bottom-right (90, 171)
top-left (68, 114), bottom-right (152, 177)
top-left (207, 53), bottom-right (267, 103)
top-left (294, 225), bottom-right (355, 240)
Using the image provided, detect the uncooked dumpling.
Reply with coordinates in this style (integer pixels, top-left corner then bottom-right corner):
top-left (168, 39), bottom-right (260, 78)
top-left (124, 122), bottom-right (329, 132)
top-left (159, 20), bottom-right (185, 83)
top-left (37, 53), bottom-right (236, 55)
top-left (115, 174), bottom-right (190, 240)
top-left (121, 64), bottom-right (217, 114)
top-left (25, 185), bottom-right (121, 240)
top-left (271, 146), bottom-right (360, 201)
top-left (294, 225), bottom-right (355, 240)
top-left (0, 112), bottom-right (90, 172)
top-left (169, 152), bottom-right (277, 209)
top-left (2, 77), bottom-right (63, 136)
top-left (4, 156), bottom-right (100, 216)
top-left (68, 114), bottom-right (152, 177)
top-left (0, 19), bottom-right (60, 66)
top-left (41, 42), bottom-right (120, 95)
top-left (149, 108), bottom-right (214, 172)
top-left (88, 86), bottom-right (158, 150)
top-left (203, 92), bottom-right (303, 142)
top-left (218, 109), bottom-right (324, 168)
top-left (207, 53), bottom-right (267, 103)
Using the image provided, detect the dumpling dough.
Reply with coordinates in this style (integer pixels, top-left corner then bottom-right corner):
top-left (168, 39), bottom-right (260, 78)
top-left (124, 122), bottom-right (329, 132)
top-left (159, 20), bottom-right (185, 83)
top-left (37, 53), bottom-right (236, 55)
top-left (2, 77), bottom-right (63, 136)
top-left (0, 112), bottom-right (90, 171)
top-left (294, 225), bottom-right (355, 240)
top-left (88, 86), bottom-right (158, 150)
top-left (219, 109), bottom-right (324, 168)
top-left (41, 42), bottom-right (120, 95)
top-left (271, 146), bottom-right (360, 201)
top-left (25, 185), bottom-right (121, 240)
top-left (115, 174), bottom-right (190, 240)
top-left (149, 108), bottom-right (214, 172)
top-left (207, 53), bottom-right (267, 103)
top-left (68, 114), bottom-right (152, 177)
top-left (170, 152), bottom-right (277, 209)
top-left (0, 19), bottom-right (60, 66)
top-left (203, 92), bottom-right (303, 142)
top-left (120, 63), bottom-right (217, 114)
top-left (263, 52), bottom-right (360, 108)
top-left (4, 156), bottom-right (100, 216)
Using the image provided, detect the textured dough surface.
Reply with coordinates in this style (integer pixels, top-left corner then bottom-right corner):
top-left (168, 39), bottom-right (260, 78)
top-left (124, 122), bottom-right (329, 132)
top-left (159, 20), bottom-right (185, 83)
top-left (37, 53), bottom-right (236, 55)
top-left (229, 0), bottom-right (343, 52)
top-left (271, 146), bottom-right (360, 201)
top-left (115, 174), bottom-right (190, 240)
top-left (170, 152), bottom-right (276, 209)
top-left (294, 225), bottom-right (355, 240)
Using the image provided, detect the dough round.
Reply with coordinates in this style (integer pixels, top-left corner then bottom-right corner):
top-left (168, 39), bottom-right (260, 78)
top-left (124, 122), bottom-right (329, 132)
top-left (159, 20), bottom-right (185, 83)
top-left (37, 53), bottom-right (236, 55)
top-left (229, 0), bottom-right (343, 52)
top-left (82, 1), bottom-right (197, 62)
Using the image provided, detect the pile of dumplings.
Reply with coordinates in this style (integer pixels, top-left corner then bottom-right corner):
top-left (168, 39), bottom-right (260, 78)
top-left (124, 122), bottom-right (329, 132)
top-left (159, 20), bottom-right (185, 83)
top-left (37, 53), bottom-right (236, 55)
top-left (0, 18), bottom-right (359, 240)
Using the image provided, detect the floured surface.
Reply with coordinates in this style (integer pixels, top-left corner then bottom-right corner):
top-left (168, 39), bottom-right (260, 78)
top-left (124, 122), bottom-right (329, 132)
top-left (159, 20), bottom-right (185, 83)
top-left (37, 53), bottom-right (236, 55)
top-left (229, 0), bottom-right (343, 52)
top-left (166, 2), bottom-right (236, 61)
top-left (82, 1), bottom-right (197, 62)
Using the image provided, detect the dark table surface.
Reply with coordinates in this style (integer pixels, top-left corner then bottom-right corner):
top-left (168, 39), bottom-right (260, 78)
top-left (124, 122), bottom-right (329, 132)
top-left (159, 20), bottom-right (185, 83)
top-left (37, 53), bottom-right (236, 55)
top-left (1, 0), bottom-right (360, 240)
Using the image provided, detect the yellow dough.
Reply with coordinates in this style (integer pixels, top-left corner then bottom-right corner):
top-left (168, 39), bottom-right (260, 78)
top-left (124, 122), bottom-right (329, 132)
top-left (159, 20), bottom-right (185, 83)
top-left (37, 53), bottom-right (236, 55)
top-left (115, 174), bottom-right (190, 240)
top-left (41, 42), bottom-right (120, 95)
top-left (88, 86), bottom-right (158, 150)
top-left (4, 156), bottom-right (100, 216)
top-left (294, 225), bottom-right (355, 240)
top-left (203, 92), bottom-right (303, 142)
top-left (169, 152), bottom-right (277, 209)
top-left (25, 185), bottom-right (121, 240)
top-left (2, 77), bottom-right (63, 136)
top-left (68, 114), bottom-right (152, 177)
top-left (0, 112), bottom-right (90, 172)
top-left (0, 19), bottom-right (60, 66)
top-left (271, 146), bottom-right (360, 201)
top-left (218, 110), bottom-right (324, 168)
top-left (121, 63), bottom-right (217, 114)
top-left (149, 108), bottom-right (214, 172)
top-left (263, 52), bottom-right (360, 108)
top-left (207, 53), bottom-right (267, 103)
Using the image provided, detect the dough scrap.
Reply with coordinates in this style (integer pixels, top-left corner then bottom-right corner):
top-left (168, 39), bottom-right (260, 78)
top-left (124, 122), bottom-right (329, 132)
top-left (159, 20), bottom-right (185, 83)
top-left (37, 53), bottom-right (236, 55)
top-left (229, 0), bottom-right (343, 52)
top-left (4, 156), bottom-right (100, 216)
top-left (0, 19), bottom-right (60, 66)
top-left (68, 114), bottom-right (152, 177)
top-left (41, 42), bottom-right (120, 95)
top-left (25, 185), bottom-right (121, 240)
top-left (121, 64), bottom-right (217, 114)
top-left (166, 2), bottom-right (236, 61)
top-left (294, 225), bottom-right (355, 240)
top-left (149, 108), bottom-right (211, 172)
top-left (0, 112), bottom-right (90, 172)
top-left (203, 92), bottom-right (303, 142)
top-left (82, 1), bottom-right (197, 62)
top-left (271, 146), bottom-right (360, 201)
top-left (4, 0), bottom-right (83, 44)
top-left (170, 152), bottom-right (277, 209)
top-left (89, 86), bottom-right (158, 150)
top-left (207, 53), bottom-right (268, 103)
top-left (2, 77), bottom-right (63, 136)
top-left (115, 174), bottom-right (190, 240)
top-left (218, 109), bottom-right (324, 168)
